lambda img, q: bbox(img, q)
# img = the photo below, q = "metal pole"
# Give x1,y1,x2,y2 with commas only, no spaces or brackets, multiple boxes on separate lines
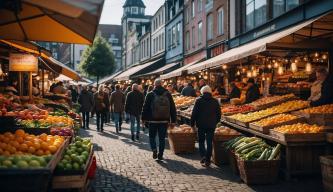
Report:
29,72,32,101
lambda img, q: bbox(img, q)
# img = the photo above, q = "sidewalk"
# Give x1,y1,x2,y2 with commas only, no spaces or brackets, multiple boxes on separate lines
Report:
80,120,323,192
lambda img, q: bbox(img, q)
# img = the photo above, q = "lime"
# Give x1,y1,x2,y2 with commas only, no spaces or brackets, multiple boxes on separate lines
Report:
72,162,80,170
29,160,41,168
65,163,72,170
17,160,29,169
76,147,83,153
2,160,12,167
75,141,82,148
64,154,71,161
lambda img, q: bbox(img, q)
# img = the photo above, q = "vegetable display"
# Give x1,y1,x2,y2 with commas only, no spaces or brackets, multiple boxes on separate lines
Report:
225,137,281,161
273,123,323,134
251,114,298,127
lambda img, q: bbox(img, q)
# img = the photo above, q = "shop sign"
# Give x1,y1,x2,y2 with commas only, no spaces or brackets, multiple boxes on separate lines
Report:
210,44,224,58
9,53,38,72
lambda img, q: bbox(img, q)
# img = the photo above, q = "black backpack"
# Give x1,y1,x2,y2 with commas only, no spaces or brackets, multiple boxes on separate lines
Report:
151,91,171,121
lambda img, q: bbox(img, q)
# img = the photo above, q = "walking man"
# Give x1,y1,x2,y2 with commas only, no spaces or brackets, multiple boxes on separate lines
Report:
191,85,221,167
78,86,94,129
142,79,177,160
125,84,144,141
110,84,125,133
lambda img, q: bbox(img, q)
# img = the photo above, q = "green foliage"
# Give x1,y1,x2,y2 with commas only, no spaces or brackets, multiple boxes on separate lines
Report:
79,36,116,81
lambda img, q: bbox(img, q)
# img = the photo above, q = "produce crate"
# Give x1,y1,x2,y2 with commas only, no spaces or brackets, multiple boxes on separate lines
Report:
52,153,95,190
269,130,326,143
233,119,251,128
168,132,196,154
0,116,16,129
0,137,68,192
249,117,303,134
237,158,280,185
228,150,239,175
223,116,236,124
320,156,333,192
212,135,240,166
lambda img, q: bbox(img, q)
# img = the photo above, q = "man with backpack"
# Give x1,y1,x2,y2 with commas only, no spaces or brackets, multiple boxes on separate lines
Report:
142,79,177,160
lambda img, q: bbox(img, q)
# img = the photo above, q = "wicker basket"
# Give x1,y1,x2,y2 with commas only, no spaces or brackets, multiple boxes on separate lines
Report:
168,132,196,154
212,135,240,166
237,158,280,185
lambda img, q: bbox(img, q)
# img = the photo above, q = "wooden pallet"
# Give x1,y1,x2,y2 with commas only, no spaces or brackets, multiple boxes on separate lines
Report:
249,117,303,134
269,130,326,143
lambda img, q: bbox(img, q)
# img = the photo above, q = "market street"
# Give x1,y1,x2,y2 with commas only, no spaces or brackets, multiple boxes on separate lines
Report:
81,121,323,192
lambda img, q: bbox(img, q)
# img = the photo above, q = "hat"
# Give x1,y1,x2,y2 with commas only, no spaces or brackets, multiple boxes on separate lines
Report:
200,85,212,94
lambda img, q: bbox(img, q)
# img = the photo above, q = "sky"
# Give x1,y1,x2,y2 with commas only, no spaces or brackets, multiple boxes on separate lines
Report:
100,0,165,25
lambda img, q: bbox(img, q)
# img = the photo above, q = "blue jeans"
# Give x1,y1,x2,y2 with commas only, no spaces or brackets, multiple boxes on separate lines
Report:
113,112,121,131
149,123,168,155
130,115,140,135
198,127,215,161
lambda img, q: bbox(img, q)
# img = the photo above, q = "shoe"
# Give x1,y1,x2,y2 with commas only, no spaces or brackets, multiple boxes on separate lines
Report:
116,129,119,133
136,134,139,140
152,150,158,159
119,127,122,131
204,160,211,167
200,158,206,165
101,128,104,132
131,135,135,141
157,153,163,160
86,127,90,130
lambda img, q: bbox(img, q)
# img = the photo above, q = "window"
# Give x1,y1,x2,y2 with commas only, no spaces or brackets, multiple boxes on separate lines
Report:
131,7,138,14
185,6,189,24
79,50,83,57
172,26,176,46
207,14,213,40
146,39,149,56
273,0,284,18
198,21,202,45
246,0,267,31
198,0,202,13
141,8,145,14
162,33,164,50
192,27,195,48
160,34,163,51
177,22,181,45
186,31,190,50
286,0,299,11
246,0,255,31
167,29,171,49
217,7,224,35
191,0,195,18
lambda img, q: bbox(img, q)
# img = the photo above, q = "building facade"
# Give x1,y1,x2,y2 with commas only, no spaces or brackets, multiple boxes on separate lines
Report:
121,0,151,69
184,0,207,65
139,23,151,63
165,0,184,64
151,4,166,59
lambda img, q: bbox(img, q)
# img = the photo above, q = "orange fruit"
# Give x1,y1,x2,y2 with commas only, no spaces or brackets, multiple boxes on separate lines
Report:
48,145,57,154
28,146,36,154
10,141,20,149
15,136,24,144
40,142,49,150
15,129,25,137
2,137,10,144
0,135,4,141
20,143,28,152
8,146,16,154
25,141,33,147
3,151,10,156
35,149,44,156
39,133,48,141
16,151,23,155
44,150,51,155
33,142,41,150
0,148,3,154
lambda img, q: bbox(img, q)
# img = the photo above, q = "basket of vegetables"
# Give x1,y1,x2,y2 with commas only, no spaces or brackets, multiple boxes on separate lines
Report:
168,125,196,154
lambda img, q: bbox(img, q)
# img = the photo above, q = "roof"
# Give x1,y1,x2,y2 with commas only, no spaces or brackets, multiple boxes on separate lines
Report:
98,24,122,46
123,0,146,8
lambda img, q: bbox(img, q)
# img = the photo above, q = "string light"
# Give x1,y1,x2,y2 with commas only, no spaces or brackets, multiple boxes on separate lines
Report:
278,66,284,75
315,52,319,57
246,71,252,78
322,54,327,60
268,64,272,69
222,65,227,70
306,62,312,73
273,62,279,68
291,62,298,72
236,70,241,76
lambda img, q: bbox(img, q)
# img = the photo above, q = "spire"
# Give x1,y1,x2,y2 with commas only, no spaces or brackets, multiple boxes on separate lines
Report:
123,0,146,8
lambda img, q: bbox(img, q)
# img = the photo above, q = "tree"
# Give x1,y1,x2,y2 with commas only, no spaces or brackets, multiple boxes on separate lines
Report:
79,36,116,85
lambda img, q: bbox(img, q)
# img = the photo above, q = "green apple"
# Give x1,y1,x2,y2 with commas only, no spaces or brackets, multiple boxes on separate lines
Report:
29,160,41,168
17,160,29,169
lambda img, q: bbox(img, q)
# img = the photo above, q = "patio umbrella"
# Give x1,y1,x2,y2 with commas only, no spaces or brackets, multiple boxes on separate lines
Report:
0,0,104,45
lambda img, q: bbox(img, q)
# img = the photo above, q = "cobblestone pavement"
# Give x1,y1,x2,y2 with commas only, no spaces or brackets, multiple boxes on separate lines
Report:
80,121,323,192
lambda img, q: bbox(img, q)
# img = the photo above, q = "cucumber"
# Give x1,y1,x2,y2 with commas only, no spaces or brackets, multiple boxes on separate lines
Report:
245,148,263,160
257,148,268,160
239,144,264,154
268,144,281,160
231,137,247,149
235,140,262,153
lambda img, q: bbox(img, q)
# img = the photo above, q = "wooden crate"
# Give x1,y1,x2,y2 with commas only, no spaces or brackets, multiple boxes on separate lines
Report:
249,117,303,134
270,130,326,143
238,159,280,185
228,150,239,175
234,119,250,128
212,134,241,166
320,156,333,192
293,112,333,131
168,132,196,154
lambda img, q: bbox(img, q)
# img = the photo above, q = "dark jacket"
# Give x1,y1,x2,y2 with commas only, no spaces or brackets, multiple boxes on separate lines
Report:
70,88,78,102
181,85,196,97
229,86,241,99
141,86,177,123
78,90,94,112
110,90,125,113
93,91,109,113
245,84,260,104
125,90,144,116
191,93,221,129
311,74,333,106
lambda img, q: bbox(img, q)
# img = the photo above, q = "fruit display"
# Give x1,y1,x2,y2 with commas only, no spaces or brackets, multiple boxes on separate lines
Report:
221,105,254,115
17,115,74,129
180,105,194,117
169,124,195,133
15,109,49,120
225,137,281,161
249,94,295,109
229,100,309,123
215,126,240,136
50,127,73,136
252,114,298,127
273,123,323,134
299,104,333,114
0,155,52,169
0,129,65,156
174,96,196,108
56,136,92,171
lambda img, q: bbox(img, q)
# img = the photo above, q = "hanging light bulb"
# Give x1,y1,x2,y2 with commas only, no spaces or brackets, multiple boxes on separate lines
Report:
278,66,284,75
274,62,279,68
322,54,327,60
236,70,241,76
247,71,252,78
0,64,3,76
268,64,272,69
315,52,319,57
305,62,312,73
36,76,40,81
222,65,227,70
252,69,258,77
291,62,298,72
242,68,246,73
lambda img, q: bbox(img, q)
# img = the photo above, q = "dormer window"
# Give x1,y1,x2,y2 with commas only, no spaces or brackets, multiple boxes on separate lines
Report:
132,7,138,14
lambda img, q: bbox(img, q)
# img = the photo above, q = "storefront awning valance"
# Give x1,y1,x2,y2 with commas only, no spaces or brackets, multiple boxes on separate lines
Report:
134,62,179,78
0,40,52,58
114,58,163,81
188,15,323,73
41,57,81,81
160,60,201,80
98,71,123,85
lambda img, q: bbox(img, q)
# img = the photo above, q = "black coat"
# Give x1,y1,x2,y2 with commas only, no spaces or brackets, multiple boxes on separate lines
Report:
245,84,260,104
191,93,221,129
229,86,241,99
125,90,144,116
311,74,333,106
181,85,196,97
78,90,94,112
141,86,177,123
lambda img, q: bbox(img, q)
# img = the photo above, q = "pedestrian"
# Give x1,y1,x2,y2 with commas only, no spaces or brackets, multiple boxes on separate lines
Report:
181,81,196,97
103,86,111,124
142,79,177,160
78,86,94,129
125,84,144,141
52,82,67,94
198,79,206,90
124,86,132,123
191,85,221,167
69,85,78,103
245,78,260,104
93,85,109,132
110,84,125,133
229,82,241,99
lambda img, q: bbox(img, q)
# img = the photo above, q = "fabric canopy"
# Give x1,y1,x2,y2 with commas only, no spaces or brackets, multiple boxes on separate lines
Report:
115,58,163,81
42,57,81,81
187,15,322,73
98,71,123,85
0,0,104,44
160,60,200,80
0,39,51,58
134,62,179,78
